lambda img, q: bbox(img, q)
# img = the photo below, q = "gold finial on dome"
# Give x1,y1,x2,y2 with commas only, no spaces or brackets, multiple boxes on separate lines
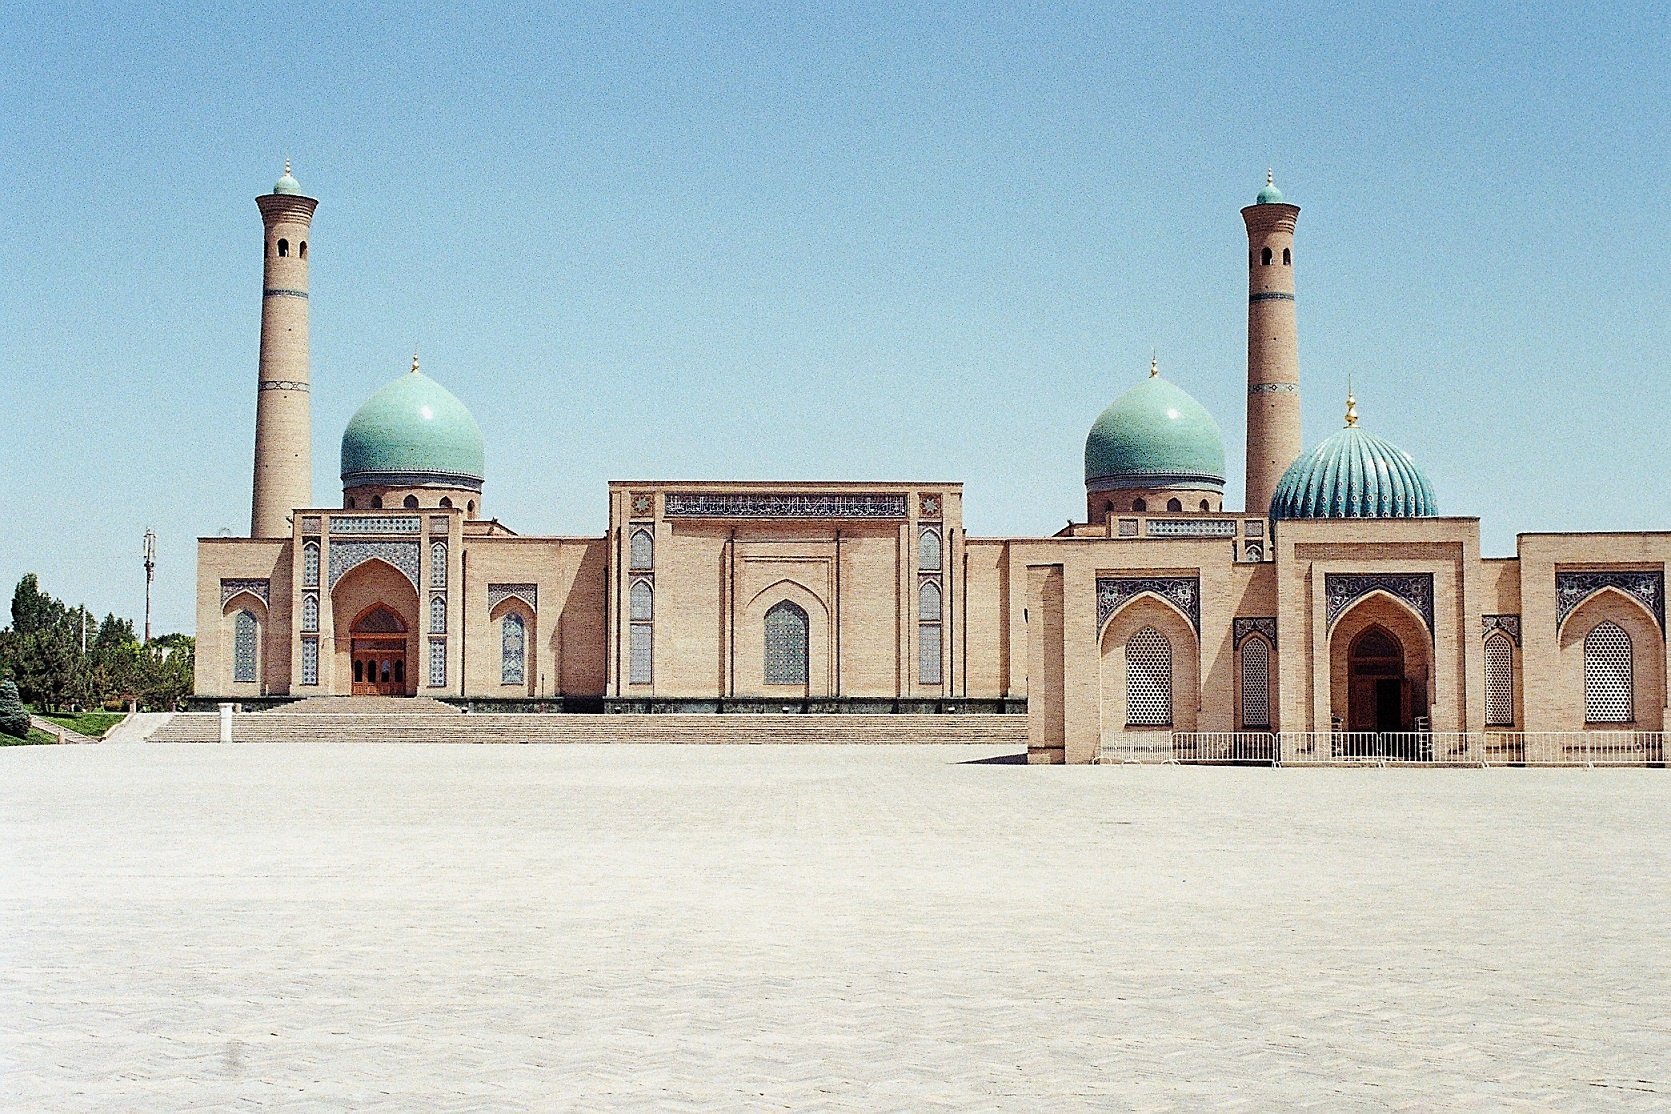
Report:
411,349,420,375
1149,350,1159,378
1344,379,1358,427
285,157,291,175
1267,167,1274,187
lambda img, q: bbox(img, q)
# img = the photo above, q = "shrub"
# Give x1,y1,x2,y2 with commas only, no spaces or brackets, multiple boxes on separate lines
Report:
0,680,29,739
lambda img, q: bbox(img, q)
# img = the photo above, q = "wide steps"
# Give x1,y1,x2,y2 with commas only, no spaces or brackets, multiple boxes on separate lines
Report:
148,712,1028,746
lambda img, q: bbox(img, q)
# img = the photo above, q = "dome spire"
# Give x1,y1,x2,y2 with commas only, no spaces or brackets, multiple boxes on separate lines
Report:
1344,379,1358,427
1255,169,1285,205
411,349,420,375
1149,350,1159,378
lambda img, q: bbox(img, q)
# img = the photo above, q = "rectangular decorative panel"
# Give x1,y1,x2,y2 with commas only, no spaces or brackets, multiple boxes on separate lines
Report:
328,540,420,590
628,624,653,684
429,639,447,688
301,637,319,686
1145,519,1236,538
919,623,942,685
664,492,908,519
330,515,420,534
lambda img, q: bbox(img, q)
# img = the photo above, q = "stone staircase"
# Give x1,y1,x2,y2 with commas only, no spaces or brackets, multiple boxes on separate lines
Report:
148,710,1028,746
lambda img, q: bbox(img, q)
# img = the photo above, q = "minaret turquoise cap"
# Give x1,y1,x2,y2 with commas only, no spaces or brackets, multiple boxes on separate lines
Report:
273,159,302,195
1255,168,1284,205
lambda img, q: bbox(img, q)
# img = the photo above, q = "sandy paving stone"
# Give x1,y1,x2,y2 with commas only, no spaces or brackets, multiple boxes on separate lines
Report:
2,743,1670,1109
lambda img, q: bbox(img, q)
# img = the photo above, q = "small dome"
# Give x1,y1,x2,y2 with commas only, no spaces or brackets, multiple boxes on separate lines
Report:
273,162,303,195
1085,369,1226,491
1271,419,1437,520
1255,169,1284,205
341,362,485,489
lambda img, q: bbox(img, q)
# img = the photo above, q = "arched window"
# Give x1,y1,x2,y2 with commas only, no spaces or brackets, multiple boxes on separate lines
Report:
403,495,419,509
629,529,653,570
501,612,526,685
1124,626,1172,726
764,601,809,685
233,609,258,683
1199,499,1210,512
1132,498,1146,512
1484,634,1514,726
919,581,942,684
278,238,289,257
302,540,320,587
301,593,319,632
1260,246,1272,265
1583,621,1633,723
430,595,447,633
430,542,447,587
1282,247,1291,265
628,580,653,684
371,496,384,509
344,496,355,509
919,529,942,572
1240,636,1271,728
1166,498,1182,512
299,241,308,258
467,500,475,516
440,496,452,508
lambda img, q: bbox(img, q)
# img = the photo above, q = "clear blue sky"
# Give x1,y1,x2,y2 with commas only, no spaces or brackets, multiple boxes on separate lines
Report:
2,1,1668,634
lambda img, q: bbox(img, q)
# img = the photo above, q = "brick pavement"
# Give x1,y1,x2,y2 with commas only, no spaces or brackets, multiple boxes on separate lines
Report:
2,743,1668,1110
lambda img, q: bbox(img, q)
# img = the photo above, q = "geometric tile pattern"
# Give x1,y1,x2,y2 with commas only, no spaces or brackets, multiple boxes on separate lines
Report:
1098,576,1200,632
1556,569,1664,631
1325,572,1434,633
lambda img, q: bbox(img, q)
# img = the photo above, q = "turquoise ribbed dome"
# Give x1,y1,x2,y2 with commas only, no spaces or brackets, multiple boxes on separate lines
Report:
340,366,485,488
1270,423,1437,519
1085,372,1226,490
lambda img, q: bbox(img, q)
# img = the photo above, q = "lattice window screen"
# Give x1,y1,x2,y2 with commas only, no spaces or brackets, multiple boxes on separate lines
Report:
629,530,654,571
233,610,258,683
1484,635,1514,726
429,639,447,687
301,594,319,633
501,613,526,685
430,543,447,587
301,637,319,686
1241,637,1271,728
430,595,447,634
919,623,942,685
1584,621,1633,723
919,529,942,572
302,541,320,588
764,601,809,684
628,624,652,684
1124,626,1173,726
630,580,653,621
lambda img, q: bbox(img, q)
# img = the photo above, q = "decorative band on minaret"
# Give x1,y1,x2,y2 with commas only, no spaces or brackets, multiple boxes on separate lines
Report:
1241,171,1303,515
250,162,317,538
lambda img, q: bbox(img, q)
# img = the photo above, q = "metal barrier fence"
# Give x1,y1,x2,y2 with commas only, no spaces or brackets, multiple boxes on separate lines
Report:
1099,730,1666,767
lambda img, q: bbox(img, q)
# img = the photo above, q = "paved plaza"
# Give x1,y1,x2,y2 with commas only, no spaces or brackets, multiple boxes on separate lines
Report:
3,743,1669,1110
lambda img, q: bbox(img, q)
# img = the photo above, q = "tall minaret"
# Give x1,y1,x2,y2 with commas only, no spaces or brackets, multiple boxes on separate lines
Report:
250,162,317,538
1241,171,1303,515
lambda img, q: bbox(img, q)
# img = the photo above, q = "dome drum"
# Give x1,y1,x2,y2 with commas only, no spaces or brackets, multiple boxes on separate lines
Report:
341,469,483,493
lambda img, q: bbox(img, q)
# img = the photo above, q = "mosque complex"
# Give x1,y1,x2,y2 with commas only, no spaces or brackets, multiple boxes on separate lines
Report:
195,166,1669,763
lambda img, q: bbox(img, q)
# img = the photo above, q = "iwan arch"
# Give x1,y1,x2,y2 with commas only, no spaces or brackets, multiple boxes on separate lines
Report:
197,167,1671,762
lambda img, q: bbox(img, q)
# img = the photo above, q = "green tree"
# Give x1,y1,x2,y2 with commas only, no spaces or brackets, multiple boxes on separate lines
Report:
0,679,27,739
11,574,65,636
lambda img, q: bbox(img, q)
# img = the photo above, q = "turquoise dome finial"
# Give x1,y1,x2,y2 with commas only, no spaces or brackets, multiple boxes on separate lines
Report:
1084,363,1227,492
1255,168,1284,205
340,359,485,491
273,158,302,195
1270,392,1437,519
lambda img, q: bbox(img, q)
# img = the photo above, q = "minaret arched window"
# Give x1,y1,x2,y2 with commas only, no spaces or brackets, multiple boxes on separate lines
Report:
1166,498,1182,512
278,238,289,257
1260,247,1272,266
1583,621,1633,724
371,496,383,509
299,241,307,258
1282,247,1291,265
403,495,419,509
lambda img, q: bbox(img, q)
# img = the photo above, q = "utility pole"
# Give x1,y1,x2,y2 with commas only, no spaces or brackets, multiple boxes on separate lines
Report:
143,529,157,644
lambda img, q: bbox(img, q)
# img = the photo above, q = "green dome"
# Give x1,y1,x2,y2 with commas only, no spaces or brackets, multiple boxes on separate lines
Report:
340,366,485,490
1271,422,1436,520
273,165,303,195
1084,372,1226,491
1255,170,1284,205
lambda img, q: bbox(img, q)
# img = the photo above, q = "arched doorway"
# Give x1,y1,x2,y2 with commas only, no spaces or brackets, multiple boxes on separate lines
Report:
351,605,408,695
1348,625,1406,733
